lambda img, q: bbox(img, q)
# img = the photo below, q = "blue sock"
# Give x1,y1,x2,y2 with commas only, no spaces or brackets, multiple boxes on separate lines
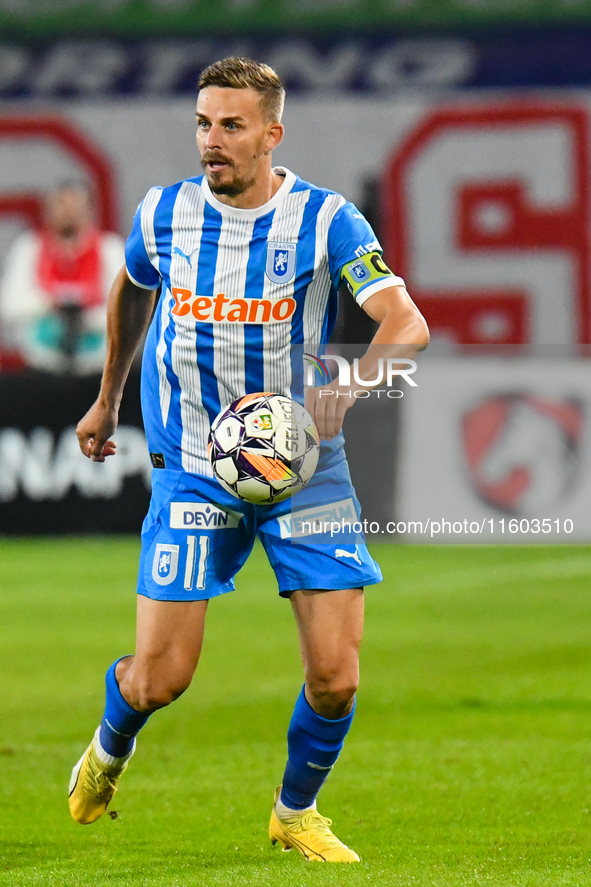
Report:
280,686,356,810
98,657,151,758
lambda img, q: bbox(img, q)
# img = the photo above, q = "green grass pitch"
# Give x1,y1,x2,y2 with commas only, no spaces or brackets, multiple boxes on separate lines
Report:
2,539,591,886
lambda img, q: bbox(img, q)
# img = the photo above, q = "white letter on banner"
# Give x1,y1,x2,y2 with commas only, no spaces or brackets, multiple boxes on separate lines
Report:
319,354,351,386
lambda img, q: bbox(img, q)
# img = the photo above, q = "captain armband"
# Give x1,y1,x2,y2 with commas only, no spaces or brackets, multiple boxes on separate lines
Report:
340,252,405,306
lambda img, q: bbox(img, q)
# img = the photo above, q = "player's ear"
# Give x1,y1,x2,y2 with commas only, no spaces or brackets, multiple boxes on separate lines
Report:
266,122,284,153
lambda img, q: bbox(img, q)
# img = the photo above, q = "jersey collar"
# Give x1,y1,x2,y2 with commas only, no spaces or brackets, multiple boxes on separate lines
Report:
201,166,296,219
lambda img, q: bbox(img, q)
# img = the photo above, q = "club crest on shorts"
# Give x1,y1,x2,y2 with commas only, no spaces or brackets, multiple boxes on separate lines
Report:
266,241,296,284
152,543,179,585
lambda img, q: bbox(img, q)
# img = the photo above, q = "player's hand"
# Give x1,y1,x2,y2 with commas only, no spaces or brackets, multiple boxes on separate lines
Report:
305,385,355,441
76,399,119,462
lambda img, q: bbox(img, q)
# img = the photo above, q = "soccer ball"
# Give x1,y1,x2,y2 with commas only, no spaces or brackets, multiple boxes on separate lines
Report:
208,392,320,504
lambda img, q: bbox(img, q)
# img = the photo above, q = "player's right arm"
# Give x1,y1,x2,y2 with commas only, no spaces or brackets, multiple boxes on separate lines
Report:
76,265,157,461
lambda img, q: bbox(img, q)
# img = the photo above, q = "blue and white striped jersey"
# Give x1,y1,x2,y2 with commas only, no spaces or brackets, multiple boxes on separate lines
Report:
125,167,403,475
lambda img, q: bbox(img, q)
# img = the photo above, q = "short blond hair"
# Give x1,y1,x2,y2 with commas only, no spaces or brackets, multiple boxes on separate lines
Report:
198,57,285,123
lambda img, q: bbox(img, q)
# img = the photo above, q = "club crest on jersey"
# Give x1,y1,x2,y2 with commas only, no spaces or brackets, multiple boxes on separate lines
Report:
349,259,371,282
152,543,179,586
266,241,296,284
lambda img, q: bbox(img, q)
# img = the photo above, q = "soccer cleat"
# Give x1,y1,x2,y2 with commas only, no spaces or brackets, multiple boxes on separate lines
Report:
69,727,133,824
269,786,360,862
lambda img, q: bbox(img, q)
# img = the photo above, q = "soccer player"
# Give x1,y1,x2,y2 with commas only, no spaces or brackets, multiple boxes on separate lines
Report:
70,58,429,863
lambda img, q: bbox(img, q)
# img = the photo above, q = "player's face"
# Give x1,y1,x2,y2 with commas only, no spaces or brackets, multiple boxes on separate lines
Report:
196,86,283,201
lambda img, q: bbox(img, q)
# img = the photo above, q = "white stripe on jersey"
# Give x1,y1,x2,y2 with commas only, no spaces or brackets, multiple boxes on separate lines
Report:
212,213,255,414
303,193,346,348
261,189,311,396
141,187,163,273
156,290,173,427
140,189,171,426
167,182,209,474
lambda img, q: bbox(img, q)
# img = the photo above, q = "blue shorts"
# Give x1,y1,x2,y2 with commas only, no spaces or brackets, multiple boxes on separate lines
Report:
137,451,382,602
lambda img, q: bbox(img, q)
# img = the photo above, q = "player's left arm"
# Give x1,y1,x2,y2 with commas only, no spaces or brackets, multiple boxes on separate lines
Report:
307,254,429,440
360,278,430,355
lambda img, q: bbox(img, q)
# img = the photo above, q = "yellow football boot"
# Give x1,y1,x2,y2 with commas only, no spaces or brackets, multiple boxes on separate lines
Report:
69,728,133,824
269,787,360,862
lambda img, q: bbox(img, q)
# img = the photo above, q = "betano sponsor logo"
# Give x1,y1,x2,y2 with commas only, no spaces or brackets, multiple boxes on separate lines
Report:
170,502,242,529
171,288,297,324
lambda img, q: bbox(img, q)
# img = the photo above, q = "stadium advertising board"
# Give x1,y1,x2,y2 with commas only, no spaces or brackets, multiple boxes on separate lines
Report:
382,103,591,349
0,370,151,533
5,30,591,100
396,357,591,542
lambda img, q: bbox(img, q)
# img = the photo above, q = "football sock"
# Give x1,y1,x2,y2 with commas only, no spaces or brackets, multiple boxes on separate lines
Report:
279,686,356,811
98,657,151,759
274,795,316,818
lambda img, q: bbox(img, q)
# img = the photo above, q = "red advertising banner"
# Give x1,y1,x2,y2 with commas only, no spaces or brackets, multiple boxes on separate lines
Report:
383,103,591,347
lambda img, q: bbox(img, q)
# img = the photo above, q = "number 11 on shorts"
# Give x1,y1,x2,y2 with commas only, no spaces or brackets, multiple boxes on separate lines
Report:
184,535,209,591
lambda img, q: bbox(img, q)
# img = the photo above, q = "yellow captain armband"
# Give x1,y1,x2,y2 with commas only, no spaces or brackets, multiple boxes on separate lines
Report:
341,251,405,306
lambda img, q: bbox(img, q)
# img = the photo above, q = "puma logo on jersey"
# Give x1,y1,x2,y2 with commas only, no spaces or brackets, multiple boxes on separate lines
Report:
171,287,296,324
172,246,199,267
335,547,362,565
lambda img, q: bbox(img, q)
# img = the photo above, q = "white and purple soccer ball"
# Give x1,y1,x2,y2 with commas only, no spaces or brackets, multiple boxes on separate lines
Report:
208,392,320,504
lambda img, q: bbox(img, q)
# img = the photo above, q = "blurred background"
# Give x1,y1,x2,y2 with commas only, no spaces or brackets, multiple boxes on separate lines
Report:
1,0,591,539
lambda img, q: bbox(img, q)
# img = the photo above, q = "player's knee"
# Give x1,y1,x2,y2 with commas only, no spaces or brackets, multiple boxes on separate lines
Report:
306,672,359,719
127,670,193,712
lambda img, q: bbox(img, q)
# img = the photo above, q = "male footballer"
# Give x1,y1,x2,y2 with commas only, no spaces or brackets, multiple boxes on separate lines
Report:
70,57,429,862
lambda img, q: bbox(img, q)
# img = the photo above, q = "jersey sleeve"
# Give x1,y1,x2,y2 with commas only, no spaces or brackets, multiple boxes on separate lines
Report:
125,190,162,290
327,202,405,306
